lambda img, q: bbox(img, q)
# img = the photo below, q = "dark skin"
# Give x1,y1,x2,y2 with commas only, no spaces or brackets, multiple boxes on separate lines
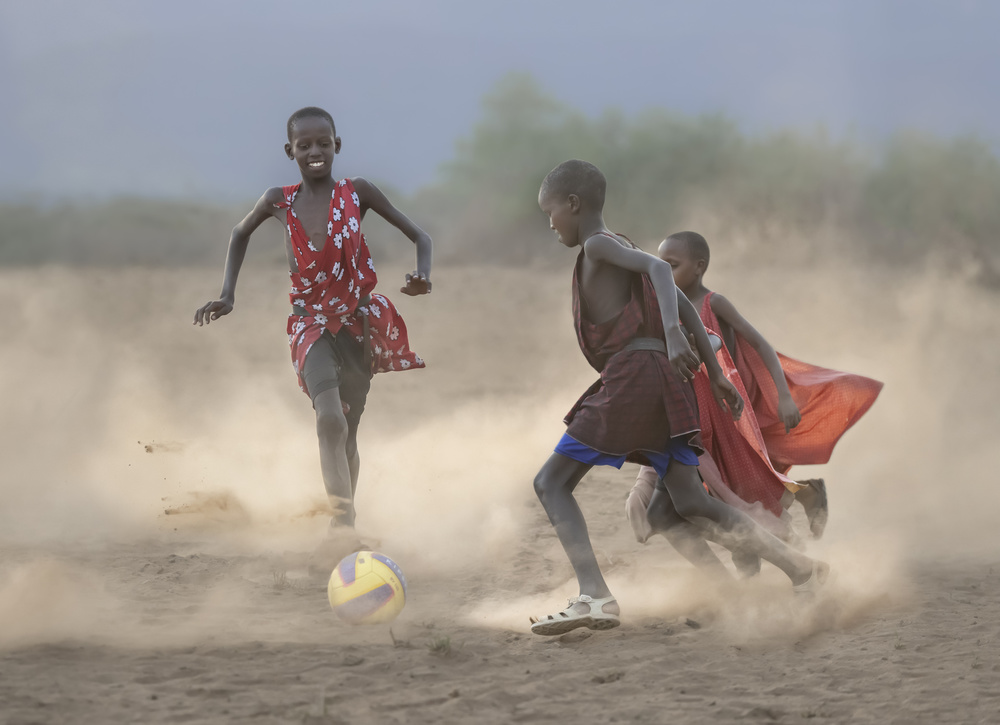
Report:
659,236,832,535
193,115,431,532
658,237,800,432
532,186,819,624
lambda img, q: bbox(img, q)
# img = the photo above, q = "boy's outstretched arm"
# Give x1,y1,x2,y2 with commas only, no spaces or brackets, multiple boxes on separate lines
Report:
194,188,283,326
582,234,699,382
711,294,799,431
352,177,432,297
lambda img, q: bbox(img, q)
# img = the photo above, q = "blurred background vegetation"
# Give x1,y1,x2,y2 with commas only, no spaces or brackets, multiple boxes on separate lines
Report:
3,73,998,287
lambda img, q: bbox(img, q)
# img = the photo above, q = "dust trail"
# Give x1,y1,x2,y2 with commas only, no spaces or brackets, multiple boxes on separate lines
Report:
0,257,997,646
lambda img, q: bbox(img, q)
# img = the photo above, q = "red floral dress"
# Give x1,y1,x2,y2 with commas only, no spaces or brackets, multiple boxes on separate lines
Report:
275,178,424,396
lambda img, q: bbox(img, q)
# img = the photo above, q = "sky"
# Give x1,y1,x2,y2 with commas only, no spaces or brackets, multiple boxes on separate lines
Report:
1,0,998,201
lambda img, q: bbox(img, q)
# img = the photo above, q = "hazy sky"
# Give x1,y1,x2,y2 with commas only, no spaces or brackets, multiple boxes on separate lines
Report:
1,0,997,201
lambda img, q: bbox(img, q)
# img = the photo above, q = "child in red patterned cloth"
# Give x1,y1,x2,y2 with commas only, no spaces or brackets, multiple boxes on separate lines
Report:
194,107,431,557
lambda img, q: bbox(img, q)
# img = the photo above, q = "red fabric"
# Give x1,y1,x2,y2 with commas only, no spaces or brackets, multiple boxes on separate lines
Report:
701,291,883,473
564,250,703,459
277,179,424,396
692,334,794,517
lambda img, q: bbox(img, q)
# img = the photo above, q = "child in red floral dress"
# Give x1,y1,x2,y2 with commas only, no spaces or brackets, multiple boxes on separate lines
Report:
194,107,431,556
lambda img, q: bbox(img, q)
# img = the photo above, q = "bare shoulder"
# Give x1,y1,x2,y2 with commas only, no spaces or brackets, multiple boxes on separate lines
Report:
348,176,376,198
583,233,658,273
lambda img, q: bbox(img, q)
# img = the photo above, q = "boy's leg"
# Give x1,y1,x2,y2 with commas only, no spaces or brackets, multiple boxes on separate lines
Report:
531,452,621,634
313,386,355,526
661,459,818,586
645,488,731,578
303,332,358,528
533,453,611,599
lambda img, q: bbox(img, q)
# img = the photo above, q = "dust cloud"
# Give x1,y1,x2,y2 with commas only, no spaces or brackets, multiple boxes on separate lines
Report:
0,252,997,649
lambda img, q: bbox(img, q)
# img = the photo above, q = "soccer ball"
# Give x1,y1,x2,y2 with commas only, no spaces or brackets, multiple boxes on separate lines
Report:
327,550,407,624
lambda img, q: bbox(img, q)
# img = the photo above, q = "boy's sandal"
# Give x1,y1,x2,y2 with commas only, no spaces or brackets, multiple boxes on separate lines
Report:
802,478,829,539
792,561,830,595
529,595,621,636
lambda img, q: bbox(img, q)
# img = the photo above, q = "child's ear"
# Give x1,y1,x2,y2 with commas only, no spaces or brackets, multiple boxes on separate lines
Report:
696,259,707,274
567,193,581,213
335,136,342,154
284,142,294,160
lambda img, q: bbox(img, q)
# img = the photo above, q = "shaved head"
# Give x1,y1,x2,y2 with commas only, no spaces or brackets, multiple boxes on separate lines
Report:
540,159,606,210
664,231,710,268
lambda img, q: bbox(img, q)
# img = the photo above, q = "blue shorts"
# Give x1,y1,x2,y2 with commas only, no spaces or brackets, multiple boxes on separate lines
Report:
554,433,699,479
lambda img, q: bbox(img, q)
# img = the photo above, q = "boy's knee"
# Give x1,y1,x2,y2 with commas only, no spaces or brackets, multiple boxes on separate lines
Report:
671,493,712,523
533,471,557,502
316,407,349,442
645,504,676,533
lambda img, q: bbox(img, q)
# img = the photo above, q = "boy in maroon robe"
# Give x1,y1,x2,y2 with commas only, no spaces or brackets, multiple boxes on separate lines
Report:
194,107,431,558
529,161,827,636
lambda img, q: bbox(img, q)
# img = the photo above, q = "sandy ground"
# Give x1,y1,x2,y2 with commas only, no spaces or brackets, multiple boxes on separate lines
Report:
1,256,998,724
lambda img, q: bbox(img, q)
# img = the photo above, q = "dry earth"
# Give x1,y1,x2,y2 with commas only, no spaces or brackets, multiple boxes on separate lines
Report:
1,257,998,724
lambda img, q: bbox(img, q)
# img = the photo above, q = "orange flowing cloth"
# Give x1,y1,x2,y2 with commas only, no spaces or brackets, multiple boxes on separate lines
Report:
701,292,883,474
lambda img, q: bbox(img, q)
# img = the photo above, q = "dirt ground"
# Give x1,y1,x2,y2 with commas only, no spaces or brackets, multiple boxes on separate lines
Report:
1,257,998,724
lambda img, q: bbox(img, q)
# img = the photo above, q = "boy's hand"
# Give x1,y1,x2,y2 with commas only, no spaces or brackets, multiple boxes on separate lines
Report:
400,272,432,296
711,375,744,420
777,396,801,433
193,299,234,326
665,326,700,381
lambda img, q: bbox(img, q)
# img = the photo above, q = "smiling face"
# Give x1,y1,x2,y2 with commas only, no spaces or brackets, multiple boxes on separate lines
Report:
285,116,340,179
658,236,704,293
538,187,580,247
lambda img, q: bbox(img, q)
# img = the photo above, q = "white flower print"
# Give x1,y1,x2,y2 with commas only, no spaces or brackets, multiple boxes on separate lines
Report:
306,261,317,270
374,345,382,356
327,221,333,236
341,224,349,238
340,315,351,325
335,303,349,314
355,287,361,299
390,326,399,341
315,270,328,283
348,279,354,293
414,355,424,366
348,217,359,233
339,196,346,210
382,349,391,359
315,313,328,325
300,276,310,286
367,257,375,272
290,286,299,294
369,304,381,319
286,224,292,236
332,208,341,222
334,234,343,249
336,267,344,281
307,241,318,252
351,191,360,207
332,262,341,277
355,335,364,343
339,179,347,187
293,299,306,307
311,303,323,311
400,359,410,369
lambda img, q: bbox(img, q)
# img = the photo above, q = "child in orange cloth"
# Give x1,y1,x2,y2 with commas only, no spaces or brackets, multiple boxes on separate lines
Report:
627,231,882,556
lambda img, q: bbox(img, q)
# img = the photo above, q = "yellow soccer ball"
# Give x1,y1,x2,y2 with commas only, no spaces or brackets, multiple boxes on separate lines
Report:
327,551,407,624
